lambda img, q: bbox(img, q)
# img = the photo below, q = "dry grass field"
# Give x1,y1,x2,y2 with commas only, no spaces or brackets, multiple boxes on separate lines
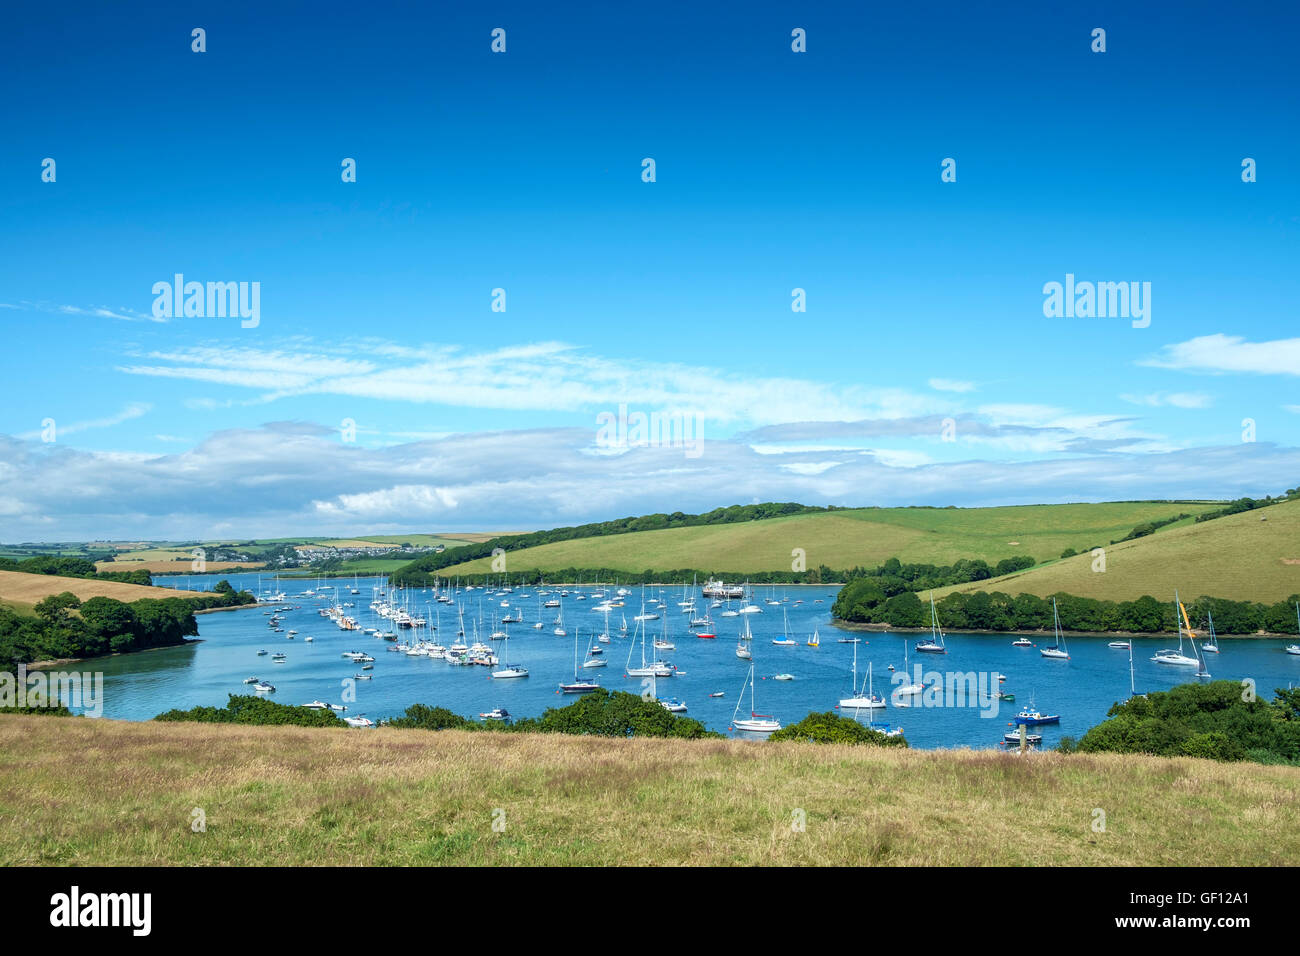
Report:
1,715,1295,866
94,560,259,574
0,571,195,611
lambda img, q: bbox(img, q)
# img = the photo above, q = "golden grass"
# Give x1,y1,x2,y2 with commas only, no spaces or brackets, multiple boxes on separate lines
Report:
0,570,195,608
1,715,1294,866
95,560,259,574
936,499,1300,603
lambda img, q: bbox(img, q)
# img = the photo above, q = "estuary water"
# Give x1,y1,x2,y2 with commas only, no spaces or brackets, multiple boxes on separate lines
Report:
51,573,1300,749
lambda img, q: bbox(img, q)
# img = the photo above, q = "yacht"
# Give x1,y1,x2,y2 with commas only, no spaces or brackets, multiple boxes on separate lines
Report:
1040,598,1070,659
731,661,780,734
1152,592,1209,674
915,593,947,654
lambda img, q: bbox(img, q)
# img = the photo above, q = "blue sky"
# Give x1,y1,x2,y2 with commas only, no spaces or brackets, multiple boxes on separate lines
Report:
2,0,1298,539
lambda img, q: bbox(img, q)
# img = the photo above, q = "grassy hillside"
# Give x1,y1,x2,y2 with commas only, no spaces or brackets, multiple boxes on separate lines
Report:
436,502,1221,578
0,715,1294,865
95,560,258,574
0,570,195,613
934,498,1300,604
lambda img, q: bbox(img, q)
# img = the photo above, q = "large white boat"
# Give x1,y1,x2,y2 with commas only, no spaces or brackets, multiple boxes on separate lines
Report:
702,578,746,599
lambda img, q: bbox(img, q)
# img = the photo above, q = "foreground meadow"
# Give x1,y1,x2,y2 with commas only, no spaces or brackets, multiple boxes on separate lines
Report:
2,715,1296,866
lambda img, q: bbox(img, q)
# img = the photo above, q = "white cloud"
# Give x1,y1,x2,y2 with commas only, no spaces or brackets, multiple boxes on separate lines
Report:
1120,392,1212,409
1143,334,1300,376
929,378,976,393
2,424,1296,540
115,339,941,429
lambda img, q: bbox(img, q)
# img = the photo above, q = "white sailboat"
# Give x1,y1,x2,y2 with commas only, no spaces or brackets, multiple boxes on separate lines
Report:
1287,602,1300,655
491,630,529,679
1152,591,1204,670
839,642,886,712
894,637,925,698
1040,597,1070,659
731,660,780,734
1201,608,1220,653
915,593,947,654
560,629,600,693
625,618,673,677
736,614,754,660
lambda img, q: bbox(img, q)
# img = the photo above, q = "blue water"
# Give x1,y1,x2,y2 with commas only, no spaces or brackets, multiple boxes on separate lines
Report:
55,573,1300,748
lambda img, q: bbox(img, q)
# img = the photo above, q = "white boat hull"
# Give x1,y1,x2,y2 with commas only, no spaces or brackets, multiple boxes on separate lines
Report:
839,697,886,710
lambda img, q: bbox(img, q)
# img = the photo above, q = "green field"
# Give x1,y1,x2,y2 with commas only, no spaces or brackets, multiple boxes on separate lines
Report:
933,499,1300,604
437,502,1222,578
0,714,1294,866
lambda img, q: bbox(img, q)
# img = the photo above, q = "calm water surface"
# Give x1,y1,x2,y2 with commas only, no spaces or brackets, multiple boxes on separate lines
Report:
57,574,1300,749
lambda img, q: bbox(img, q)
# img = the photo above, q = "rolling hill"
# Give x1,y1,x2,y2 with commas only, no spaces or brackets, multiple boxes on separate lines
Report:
933,498,1300,604
432,501,1221,579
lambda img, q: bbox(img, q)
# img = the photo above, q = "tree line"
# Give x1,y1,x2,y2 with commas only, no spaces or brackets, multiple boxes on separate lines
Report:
833,582,1300,635
0,580,256,665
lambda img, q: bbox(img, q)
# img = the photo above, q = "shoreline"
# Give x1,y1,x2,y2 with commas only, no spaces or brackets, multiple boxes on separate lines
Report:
193,602,262,615
832,620,1299,640
25,638,203,671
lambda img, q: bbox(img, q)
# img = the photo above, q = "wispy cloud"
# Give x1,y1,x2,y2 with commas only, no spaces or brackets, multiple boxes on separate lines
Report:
1120,392,1213,409
4,300,163,323
929,378,977,393
16,402,151,440
117,339,941,428
1143,334,1300,376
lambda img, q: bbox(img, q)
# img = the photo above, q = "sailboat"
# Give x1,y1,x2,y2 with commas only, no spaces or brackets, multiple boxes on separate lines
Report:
806,628,820,648
894,637,925,698
1201,609,1220,653
915,593,946,653
491,630,528,679
1127,637,1141,700
736,615,753,660
626,618,674,677
731,660,780,734
839,644,886,712
1152,591,1204,669
560,629,600,693
1040,597,1069,659
1287,602,1300,655
772,607,796,645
